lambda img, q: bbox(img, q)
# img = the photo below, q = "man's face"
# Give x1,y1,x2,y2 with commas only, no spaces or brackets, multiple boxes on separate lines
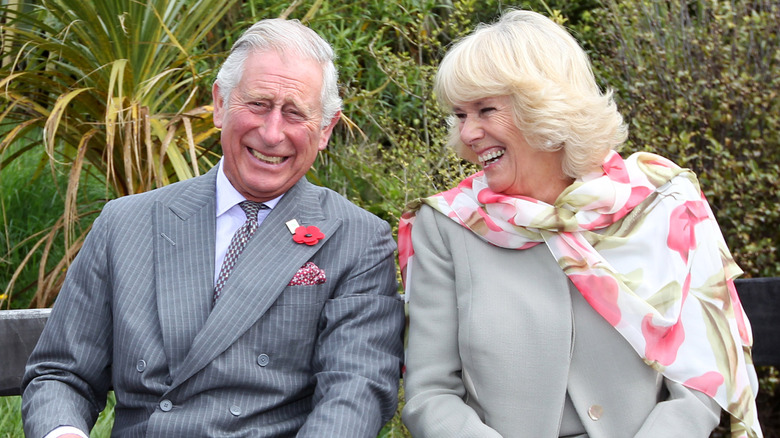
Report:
213,49,339,202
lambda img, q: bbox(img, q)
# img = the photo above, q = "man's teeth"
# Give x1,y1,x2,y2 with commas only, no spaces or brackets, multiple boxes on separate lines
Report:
479,150,504,166
251,149,284,164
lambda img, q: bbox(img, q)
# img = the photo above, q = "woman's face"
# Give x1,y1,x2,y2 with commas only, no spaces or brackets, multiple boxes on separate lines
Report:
454,95,566,199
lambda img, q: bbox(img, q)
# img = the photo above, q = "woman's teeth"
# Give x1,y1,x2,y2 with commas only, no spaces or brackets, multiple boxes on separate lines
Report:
251,149,284,164
479,150,504,166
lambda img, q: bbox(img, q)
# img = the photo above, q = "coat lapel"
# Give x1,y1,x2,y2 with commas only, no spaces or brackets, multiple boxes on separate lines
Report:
170,178,343,389
154,169,217,375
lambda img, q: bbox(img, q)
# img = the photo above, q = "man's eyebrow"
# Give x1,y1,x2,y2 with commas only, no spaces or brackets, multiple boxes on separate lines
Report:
238,91,319,117
241,91,272,101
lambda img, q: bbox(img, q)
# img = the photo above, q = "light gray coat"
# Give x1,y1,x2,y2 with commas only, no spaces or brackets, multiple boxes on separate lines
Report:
402,205,720,437
22,167,405,437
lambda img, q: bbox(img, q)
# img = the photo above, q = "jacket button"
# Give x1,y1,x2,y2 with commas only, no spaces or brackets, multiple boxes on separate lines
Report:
257,353,270,367
136,360,146,373
230,405,242,416
160,399,173,412
588,404,603,421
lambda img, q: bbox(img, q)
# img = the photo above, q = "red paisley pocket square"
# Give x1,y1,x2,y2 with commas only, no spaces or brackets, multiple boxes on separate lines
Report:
288,261,326,286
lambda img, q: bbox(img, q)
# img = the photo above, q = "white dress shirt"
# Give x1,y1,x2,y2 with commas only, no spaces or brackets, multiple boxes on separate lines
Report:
214,159,281,283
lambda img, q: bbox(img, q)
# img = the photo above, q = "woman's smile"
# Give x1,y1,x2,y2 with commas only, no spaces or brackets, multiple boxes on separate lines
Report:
478,148,505,168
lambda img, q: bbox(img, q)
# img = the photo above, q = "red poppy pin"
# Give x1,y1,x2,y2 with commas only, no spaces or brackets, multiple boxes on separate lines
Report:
293,226,324,245
286,218,324,246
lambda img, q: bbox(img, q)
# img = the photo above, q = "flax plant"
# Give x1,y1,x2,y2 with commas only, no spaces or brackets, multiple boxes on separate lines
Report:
0,0,237,307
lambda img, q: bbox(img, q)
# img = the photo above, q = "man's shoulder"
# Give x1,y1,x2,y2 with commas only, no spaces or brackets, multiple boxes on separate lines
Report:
106,172,214,210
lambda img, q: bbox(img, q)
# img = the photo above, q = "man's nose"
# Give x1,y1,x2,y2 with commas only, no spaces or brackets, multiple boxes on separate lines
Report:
259,109,284,146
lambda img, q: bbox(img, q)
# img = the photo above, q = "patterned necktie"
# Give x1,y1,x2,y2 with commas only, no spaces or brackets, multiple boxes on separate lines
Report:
213,201,268,305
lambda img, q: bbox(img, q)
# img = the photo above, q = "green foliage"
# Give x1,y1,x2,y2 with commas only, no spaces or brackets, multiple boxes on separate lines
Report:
0,396,22,437
0,139,68,308
582,0,780,279
0,0,238,307
0,393,115,437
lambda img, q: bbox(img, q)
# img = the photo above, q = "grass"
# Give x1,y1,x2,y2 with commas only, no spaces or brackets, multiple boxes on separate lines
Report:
0,144,67,309
0,397,22,438
0,393,115,437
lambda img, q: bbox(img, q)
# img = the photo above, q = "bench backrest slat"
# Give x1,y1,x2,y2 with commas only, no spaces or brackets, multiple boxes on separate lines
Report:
734,278,780,366
0,308,51,396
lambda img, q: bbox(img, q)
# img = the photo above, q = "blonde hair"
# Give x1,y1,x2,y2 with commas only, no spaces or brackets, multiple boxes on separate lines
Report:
434,9,627,178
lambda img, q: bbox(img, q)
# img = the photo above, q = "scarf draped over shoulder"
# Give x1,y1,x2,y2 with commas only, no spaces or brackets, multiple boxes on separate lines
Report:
397,151,761,438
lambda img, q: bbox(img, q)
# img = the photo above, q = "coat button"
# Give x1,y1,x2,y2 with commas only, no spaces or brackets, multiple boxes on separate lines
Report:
230,405,242,416
588,404,603,421
160,399,173,412
257,354,270,367
136,360,146,373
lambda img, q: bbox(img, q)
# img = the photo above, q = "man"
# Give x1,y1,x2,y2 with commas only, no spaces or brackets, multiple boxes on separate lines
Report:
22,18,405,438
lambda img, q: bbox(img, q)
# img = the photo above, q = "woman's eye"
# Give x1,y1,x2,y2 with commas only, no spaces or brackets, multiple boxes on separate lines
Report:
480,107,496,115
454,113,466,120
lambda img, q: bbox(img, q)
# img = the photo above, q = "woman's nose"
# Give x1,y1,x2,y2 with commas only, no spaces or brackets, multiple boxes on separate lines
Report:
459,117,484,146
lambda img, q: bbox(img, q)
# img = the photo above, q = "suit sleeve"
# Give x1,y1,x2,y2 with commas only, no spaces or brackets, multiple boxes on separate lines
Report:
297,217,405,438
634,378,721,437
21,207,114,438
401,206,503,437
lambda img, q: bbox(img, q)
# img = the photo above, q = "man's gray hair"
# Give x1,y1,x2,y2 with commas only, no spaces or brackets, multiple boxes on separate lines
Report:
215,18,342,128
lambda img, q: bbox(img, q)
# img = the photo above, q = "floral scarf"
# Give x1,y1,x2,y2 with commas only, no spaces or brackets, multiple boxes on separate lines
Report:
397,151,761,438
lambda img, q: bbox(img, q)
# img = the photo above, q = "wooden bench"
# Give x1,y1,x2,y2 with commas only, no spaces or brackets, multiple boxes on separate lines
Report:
1,278,778,397
0,308,50,396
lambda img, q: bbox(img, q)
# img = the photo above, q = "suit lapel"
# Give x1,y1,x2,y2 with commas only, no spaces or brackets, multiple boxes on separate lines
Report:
154,169,217,375
170,178,343,389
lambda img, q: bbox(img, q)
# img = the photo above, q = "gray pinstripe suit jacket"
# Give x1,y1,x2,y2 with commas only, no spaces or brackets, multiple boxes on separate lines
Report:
22,167,405,437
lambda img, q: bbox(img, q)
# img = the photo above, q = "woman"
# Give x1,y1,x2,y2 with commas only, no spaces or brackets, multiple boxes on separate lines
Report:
398,10,761,438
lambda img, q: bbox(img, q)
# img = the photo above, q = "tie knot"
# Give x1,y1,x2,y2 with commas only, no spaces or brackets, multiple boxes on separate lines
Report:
239,201,266,221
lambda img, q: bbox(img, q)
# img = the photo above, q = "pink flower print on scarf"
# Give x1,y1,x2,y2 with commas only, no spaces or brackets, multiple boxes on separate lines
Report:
569,272,622,326
668,200,710,264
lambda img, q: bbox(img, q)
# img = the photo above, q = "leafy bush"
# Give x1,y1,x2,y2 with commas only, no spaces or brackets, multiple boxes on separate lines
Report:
582,0,779,279
1,0,238,307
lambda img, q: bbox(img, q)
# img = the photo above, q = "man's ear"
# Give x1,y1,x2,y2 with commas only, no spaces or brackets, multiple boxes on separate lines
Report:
318,111,341,151
212,83,224,128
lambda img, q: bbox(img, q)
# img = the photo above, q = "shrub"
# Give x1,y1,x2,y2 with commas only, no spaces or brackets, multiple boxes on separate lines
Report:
582,0,779,279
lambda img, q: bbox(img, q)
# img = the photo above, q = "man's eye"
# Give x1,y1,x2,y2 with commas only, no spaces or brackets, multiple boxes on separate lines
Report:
284,109,307,121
